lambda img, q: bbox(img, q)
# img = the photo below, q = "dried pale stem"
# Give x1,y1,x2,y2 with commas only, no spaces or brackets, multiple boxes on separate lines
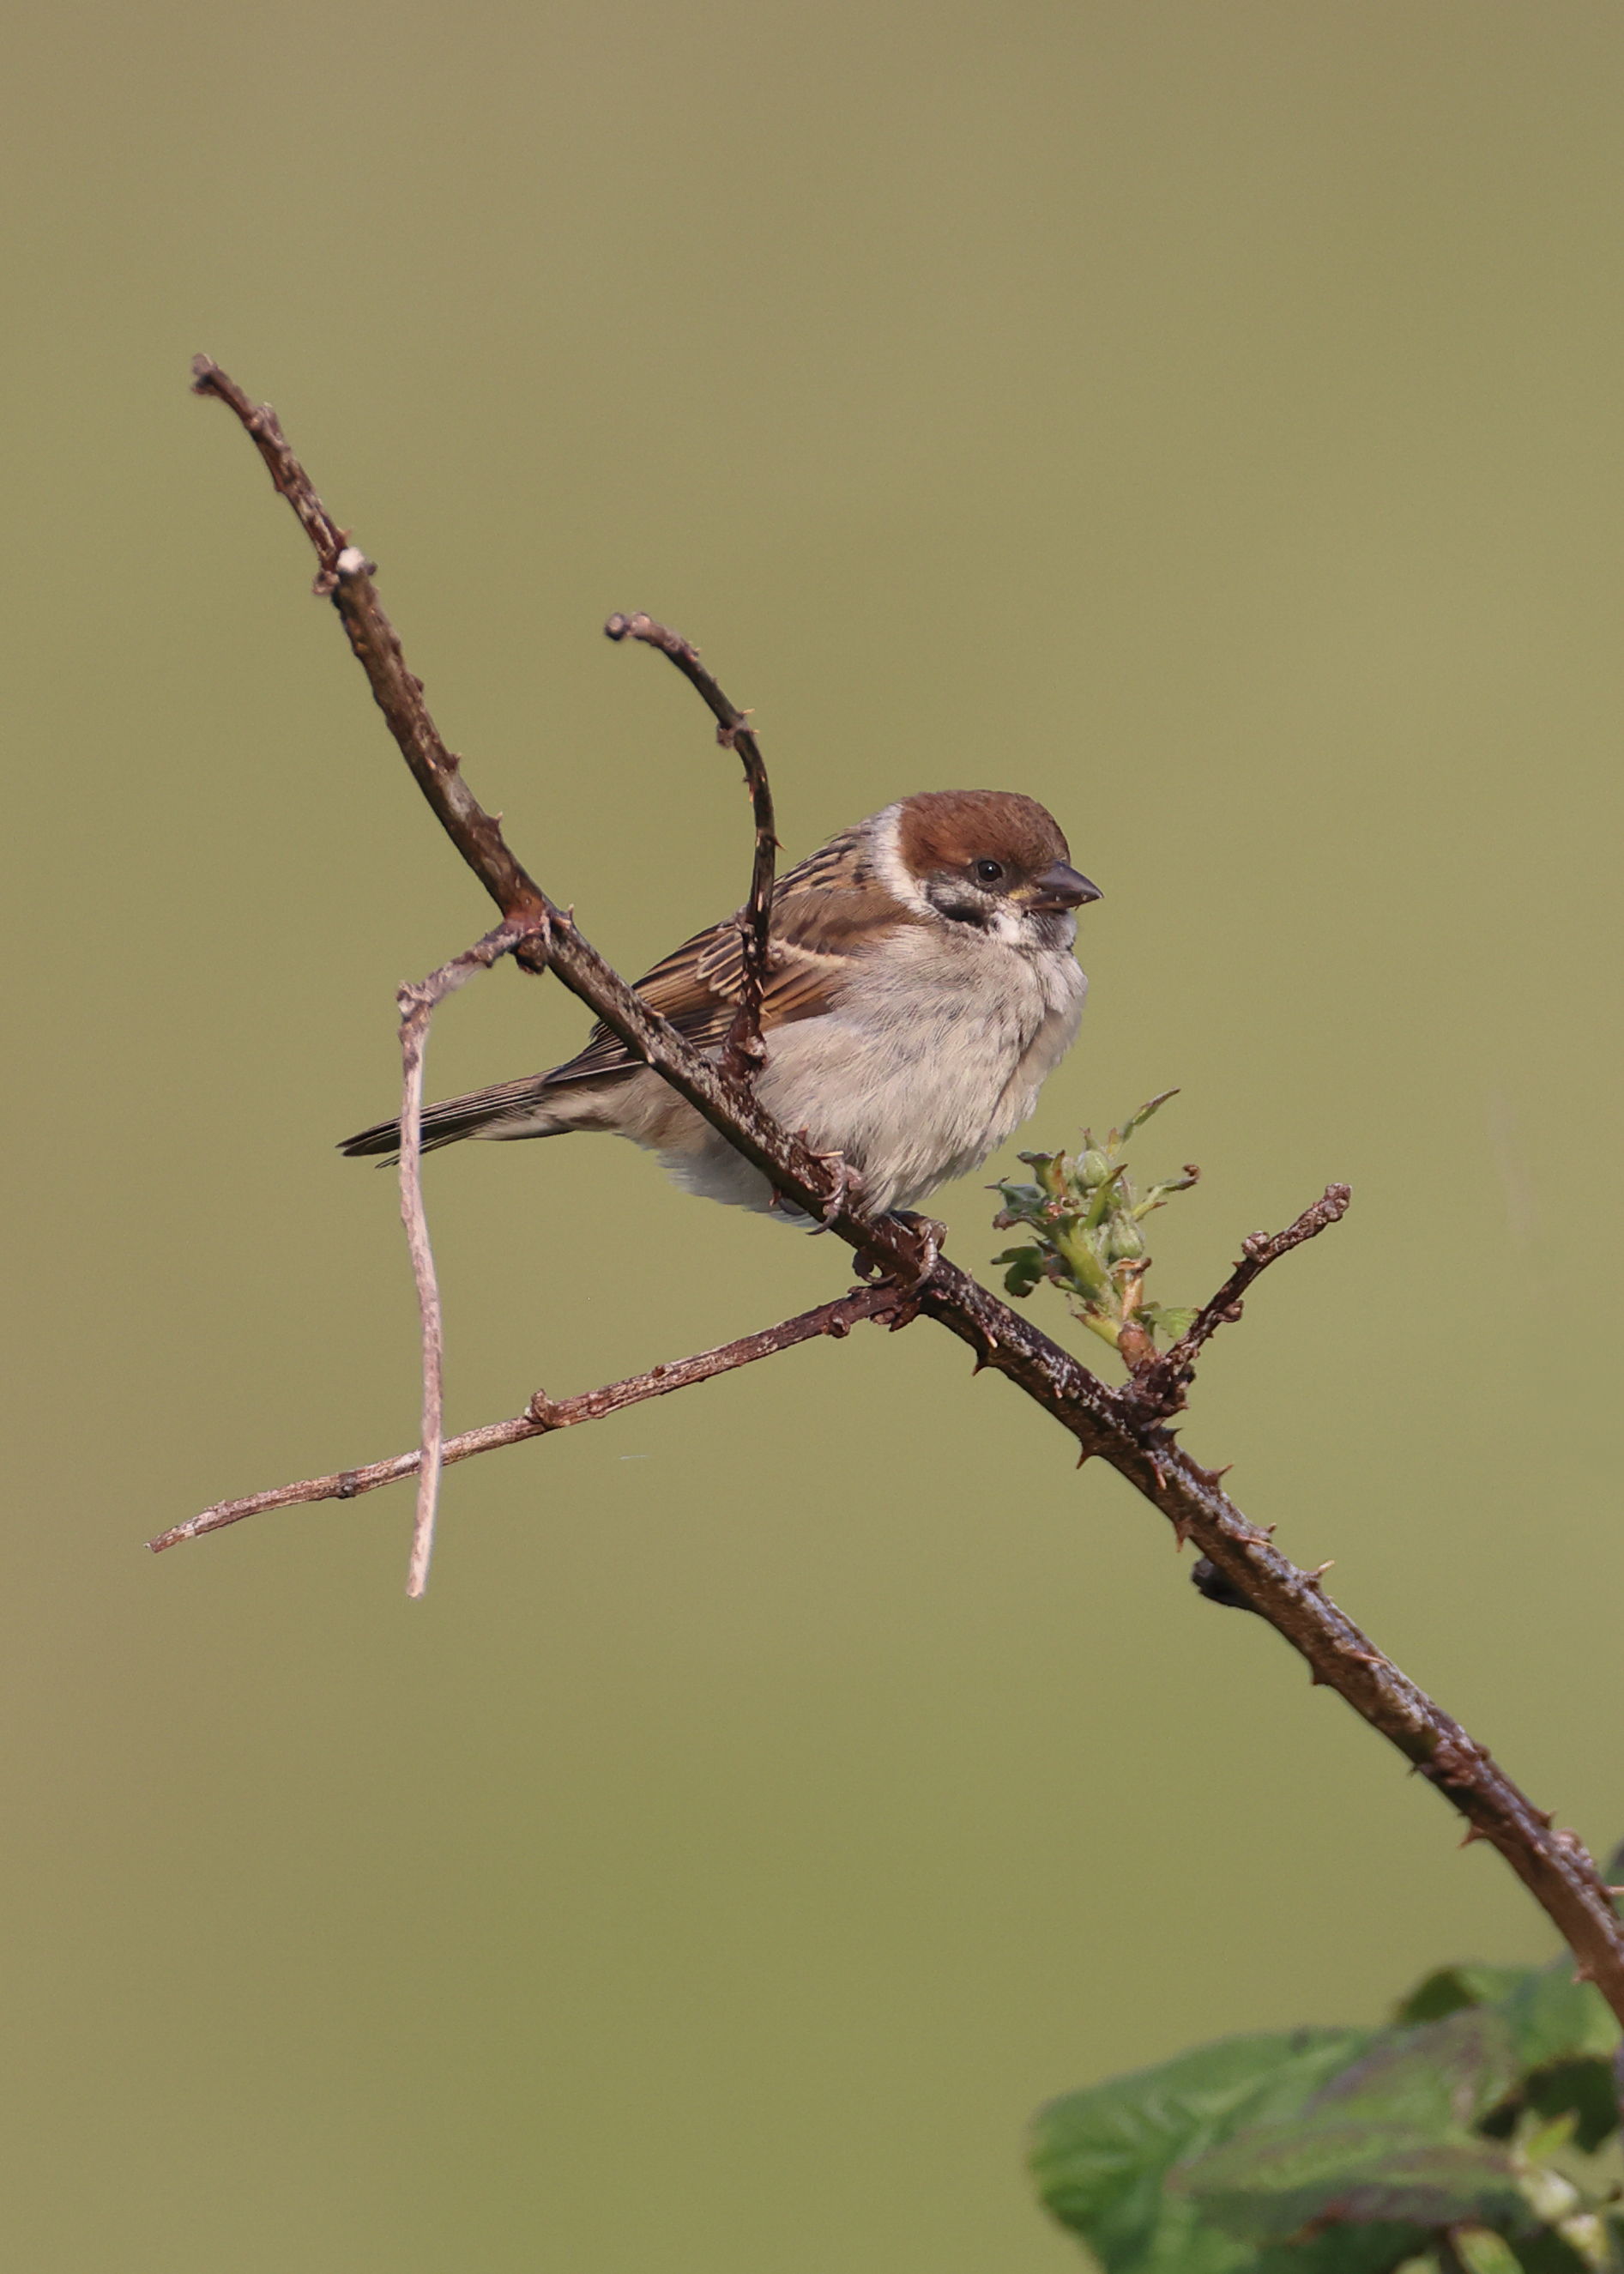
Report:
603,612,776,1081
184,362,1624,2027
396,921,538,1597
147,1287,901,1552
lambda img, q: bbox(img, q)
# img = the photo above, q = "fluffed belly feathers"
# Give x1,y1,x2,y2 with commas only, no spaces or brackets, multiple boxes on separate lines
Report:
542,945,1088,1219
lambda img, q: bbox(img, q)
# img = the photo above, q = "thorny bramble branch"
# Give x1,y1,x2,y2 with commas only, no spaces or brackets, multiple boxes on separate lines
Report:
147,1285,903,1552
172,359,1624,2026
603,612,778,1083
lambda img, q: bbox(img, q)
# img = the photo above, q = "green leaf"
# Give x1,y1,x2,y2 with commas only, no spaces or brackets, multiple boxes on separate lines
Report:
1176,2126,1522,2243
1518,2108,1580,2164
991,1093,1200,1350
1530,2213,1622,2272
1307,2008,1522,2134
1253,2233,1442,2274
1485,2227,1605,2274
1033,1936,1624,2274
1396,1967,1533,2026
1497,1962,1620,2074
1393,1957,1618,2077
1172,2011,1525,2247
1452,2230,1524,2274
1393,1958,1621,2154
1519,2059,1621,2154
1029,2026,1374,2271
1118,1089,1180,1140
1135,1168,1201,1213
993,1245,1047,1298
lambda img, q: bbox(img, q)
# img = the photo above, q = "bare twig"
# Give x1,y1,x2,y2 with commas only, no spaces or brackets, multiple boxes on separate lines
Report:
1127,1182,1353,1418
184,363,1624,2027
604,612,777,1082
396,920,540,1597
147,1285,902,1553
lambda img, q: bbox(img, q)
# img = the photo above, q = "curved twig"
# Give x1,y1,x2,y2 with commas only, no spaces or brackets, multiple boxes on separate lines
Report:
604,612,777,1081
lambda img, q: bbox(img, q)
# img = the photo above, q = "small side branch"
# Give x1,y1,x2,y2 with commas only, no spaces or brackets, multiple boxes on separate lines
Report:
147,1285,903,1555
1128,1183,1353,1418
604,612,777,1080
396,919,542,1597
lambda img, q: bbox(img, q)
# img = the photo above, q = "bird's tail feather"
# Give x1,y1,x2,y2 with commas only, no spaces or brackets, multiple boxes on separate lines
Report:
338,1075,567,1164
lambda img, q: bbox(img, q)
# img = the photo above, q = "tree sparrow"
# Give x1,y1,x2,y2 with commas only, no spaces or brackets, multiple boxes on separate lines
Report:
341,789,1101,1220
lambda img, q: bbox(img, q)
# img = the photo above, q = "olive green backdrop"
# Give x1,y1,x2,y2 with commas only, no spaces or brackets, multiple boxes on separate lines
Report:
3,3,1621,2267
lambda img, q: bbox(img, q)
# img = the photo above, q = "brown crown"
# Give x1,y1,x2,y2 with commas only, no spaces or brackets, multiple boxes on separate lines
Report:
895,789,1071,877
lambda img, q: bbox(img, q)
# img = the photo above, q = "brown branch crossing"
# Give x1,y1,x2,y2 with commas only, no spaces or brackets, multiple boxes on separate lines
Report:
178,359,1624,2026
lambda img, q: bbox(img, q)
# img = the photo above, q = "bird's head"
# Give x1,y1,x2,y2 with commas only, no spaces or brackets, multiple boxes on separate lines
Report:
885,789,1102,946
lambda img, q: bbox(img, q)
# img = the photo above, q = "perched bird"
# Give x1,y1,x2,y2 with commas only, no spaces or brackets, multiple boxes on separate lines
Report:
341,789,1101,1220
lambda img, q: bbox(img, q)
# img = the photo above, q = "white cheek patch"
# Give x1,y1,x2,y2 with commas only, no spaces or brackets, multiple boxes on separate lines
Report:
866,802,938,920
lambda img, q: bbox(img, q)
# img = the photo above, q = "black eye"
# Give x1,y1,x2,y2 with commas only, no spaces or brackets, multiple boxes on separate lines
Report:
974,859,1005,886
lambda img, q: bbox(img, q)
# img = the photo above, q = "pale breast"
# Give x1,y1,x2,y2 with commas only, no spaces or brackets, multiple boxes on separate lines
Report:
745,930,1087,1213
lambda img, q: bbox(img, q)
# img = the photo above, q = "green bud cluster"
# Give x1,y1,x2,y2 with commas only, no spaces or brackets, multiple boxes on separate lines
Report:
990,1090,1200,1358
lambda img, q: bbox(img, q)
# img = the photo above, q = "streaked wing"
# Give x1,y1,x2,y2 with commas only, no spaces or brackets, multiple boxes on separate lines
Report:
545,826,894,1088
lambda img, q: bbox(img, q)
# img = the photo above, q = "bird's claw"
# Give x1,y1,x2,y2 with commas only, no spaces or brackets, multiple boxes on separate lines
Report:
794,1138,863,1230
890,1210,945,1296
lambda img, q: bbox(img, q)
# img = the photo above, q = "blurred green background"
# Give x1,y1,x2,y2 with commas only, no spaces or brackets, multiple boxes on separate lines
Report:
3,3,1621,2266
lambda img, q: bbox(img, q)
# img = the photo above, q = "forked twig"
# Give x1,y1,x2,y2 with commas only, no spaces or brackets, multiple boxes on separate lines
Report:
604,612,777,1081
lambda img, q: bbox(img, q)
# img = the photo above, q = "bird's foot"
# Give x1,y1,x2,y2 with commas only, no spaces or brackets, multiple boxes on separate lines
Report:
794,1138,864,1230
889,1209,946,1297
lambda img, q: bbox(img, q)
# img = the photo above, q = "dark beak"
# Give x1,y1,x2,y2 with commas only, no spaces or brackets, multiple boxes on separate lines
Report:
1027,862,1102,913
